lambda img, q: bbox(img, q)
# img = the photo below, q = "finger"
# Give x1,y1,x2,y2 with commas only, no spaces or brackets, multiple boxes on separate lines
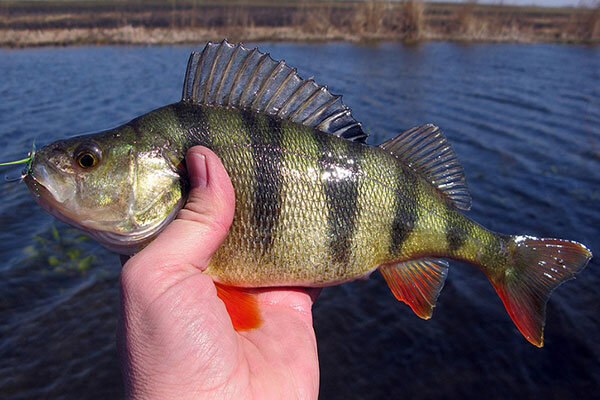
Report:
257,287,323,311
134,146,234,267
121,146,235,298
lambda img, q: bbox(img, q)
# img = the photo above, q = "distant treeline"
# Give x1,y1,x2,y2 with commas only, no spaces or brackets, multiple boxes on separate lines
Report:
0,0,598,47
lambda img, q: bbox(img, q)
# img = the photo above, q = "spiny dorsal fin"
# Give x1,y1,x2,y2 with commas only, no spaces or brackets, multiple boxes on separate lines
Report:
380,258,449,319
380,124,471,210
182,39,367,142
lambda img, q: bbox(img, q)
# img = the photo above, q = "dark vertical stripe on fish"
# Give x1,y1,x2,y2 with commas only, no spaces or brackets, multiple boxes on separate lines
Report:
389,163,418,255
446,222,467,253
130,111,150,141
315,132,363,268
172,102,212,147
241,109,283,250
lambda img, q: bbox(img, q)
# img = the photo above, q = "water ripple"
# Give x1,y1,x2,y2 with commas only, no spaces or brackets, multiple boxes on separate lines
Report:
0,42,599,400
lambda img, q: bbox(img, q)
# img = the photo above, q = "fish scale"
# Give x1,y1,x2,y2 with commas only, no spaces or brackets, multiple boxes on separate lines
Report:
18,40,592,347
165,103,478,286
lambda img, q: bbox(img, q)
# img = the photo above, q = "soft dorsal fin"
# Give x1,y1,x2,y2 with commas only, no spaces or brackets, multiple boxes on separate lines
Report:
380,124,472,210
380,258,449,319
182,39,367,142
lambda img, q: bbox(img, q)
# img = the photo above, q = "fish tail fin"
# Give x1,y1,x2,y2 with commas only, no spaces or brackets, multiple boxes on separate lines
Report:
486,235,592,347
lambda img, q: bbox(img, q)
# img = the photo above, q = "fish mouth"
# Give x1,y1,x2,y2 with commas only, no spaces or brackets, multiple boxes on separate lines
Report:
23,157,184,255
24,174,172,255
26,158,75,203
24,163,80,229
23,158,92,245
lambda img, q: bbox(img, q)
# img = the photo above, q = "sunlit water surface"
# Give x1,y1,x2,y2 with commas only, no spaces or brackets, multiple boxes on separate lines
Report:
0,42,598,399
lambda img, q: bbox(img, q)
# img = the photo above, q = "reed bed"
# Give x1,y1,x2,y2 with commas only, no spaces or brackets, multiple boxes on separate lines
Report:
1,0,598,47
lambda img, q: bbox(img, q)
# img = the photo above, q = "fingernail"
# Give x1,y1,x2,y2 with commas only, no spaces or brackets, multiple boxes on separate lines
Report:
189,152,207,189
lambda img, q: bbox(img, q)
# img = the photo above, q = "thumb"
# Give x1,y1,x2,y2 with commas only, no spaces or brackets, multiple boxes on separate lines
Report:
156,145,235,267
122,146,235,294
142,145,234,268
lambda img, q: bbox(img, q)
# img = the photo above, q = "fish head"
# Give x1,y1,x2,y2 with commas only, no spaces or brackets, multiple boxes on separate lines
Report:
24,127,187,254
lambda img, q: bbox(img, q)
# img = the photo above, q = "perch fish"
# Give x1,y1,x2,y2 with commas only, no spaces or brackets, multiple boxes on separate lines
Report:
15,40,591,346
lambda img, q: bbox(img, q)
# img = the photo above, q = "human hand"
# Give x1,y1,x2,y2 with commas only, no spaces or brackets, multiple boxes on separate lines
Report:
117,146,320,400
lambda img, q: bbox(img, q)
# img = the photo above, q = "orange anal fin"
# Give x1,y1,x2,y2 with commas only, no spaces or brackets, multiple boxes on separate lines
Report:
214,283,262,331
380,258,449,320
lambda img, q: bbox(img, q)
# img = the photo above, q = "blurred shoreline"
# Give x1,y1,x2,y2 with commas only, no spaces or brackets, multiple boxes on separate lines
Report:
1,0,599,48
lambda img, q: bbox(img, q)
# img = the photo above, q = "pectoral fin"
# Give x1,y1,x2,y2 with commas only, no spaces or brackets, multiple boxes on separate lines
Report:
380,258,449,319
214,283,262,331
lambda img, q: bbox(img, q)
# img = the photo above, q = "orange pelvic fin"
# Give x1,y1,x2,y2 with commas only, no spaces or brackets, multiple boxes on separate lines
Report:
214,283,262,331
380,258,449,319
489,236,592,347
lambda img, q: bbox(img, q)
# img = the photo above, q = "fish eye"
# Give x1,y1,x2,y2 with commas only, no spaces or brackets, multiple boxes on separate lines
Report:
77,152,97,168
74,143,102,169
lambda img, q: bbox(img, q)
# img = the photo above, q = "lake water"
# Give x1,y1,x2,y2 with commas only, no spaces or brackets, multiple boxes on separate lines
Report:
0,42,598,399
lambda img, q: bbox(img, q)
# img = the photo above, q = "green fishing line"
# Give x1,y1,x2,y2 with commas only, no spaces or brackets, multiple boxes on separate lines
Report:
1,142,36,182
0,156,32,166
1,141,36,169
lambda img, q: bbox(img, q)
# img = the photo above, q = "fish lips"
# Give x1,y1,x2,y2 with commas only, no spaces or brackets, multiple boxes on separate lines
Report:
23,156,185,255
24,159,79,227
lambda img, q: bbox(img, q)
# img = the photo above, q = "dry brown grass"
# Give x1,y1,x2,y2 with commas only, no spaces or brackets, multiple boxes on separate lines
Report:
352,1,386,35
1,0,599,47
294,2,333,35
401,0,424,41
456,0,478,35
582,4,600,41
